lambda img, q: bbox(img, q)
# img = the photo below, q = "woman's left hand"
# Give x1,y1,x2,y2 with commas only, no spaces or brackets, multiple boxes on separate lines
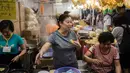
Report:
73,41,80,46
11,55,20,62
71,40,81,48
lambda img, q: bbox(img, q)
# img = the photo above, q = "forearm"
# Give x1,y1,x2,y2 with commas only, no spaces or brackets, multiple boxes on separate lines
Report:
84,55,94,63
115,65,121,73
18,49,26,57
40,46,49,54
39,42,51,54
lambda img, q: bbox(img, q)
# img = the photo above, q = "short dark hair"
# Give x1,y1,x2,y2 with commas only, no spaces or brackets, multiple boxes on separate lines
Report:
0,20,14,32
98,32,115,44
113,15,128,26
57,14,71,29
117,5,125,12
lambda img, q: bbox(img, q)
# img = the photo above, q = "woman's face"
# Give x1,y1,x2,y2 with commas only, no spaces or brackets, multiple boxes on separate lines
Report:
1,27,12,38
100,41,111,50
60,17,73,31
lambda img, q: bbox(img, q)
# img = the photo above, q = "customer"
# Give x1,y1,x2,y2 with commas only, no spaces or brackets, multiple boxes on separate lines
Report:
84,32,121,73
35,14,81,69
0,20,27,69
112,15,130,73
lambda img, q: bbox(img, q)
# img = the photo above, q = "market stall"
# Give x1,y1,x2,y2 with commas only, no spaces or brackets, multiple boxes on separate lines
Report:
0,0,129,73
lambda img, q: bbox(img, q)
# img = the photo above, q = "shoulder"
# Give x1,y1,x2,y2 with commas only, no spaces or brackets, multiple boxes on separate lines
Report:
70,30,76,34
13,34,21,38
13,34,20,36
111,46,118,52
113,26,123,30
111,45,117,49
12,34,23,40
113,26,124,32
50,31,57,37
48,31,57,39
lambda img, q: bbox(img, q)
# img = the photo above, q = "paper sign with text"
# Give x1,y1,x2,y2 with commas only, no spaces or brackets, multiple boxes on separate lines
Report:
0,0,16,20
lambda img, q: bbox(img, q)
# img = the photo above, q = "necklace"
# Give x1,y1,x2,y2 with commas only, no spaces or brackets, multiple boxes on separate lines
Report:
99,45,111,73
2,33,13,46
99,45,111,55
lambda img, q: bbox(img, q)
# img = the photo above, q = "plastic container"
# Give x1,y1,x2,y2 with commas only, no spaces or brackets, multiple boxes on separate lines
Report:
54,67,81,73
38,70,49,73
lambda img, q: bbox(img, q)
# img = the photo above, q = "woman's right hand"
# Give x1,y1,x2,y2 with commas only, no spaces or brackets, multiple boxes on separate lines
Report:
35,52,43,65
92,59,103,65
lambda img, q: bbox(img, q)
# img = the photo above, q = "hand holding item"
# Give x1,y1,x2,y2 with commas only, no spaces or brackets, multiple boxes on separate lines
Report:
35,52,42,65
11,55,20,62
92,59,103,66
70,39,81,47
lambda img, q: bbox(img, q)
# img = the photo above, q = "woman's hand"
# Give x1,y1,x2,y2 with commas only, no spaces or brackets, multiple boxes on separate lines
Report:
35,42,52,65
70,40,81,48
92,59,103,66
35,52,43,65
11,55,20,62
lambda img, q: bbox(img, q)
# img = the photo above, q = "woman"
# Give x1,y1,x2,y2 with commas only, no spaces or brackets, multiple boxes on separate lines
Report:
0,20,27,69
84,32,121,73
35,14,81,69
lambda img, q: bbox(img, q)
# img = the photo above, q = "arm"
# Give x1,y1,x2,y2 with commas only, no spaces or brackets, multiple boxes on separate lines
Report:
18,38,28,57
84,46,102,65
12,41,27,62
39,42,52,57
84,47,102,65
112,27,123,39
84,50,94,63
72,31,81,50
39,33,54,55
35,42,52,64
18,44,27,57
114,60,121,73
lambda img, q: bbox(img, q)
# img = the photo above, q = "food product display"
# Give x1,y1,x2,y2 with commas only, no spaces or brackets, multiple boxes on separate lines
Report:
25,7,40,30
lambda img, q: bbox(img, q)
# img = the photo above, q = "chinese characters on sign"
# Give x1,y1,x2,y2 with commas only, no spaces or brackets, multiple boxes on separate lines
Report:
0,0,16,20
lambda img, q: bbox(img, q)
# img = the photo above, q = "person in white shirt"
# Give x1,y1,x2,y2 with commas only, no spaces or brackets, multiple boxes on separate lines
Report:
103,12,112,32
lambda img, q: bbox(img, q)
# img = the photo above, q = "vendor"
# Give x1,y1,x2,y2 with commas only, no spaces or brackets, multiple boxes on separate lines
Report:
35,14,81,69
84,32,121,73
0,20,27,69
